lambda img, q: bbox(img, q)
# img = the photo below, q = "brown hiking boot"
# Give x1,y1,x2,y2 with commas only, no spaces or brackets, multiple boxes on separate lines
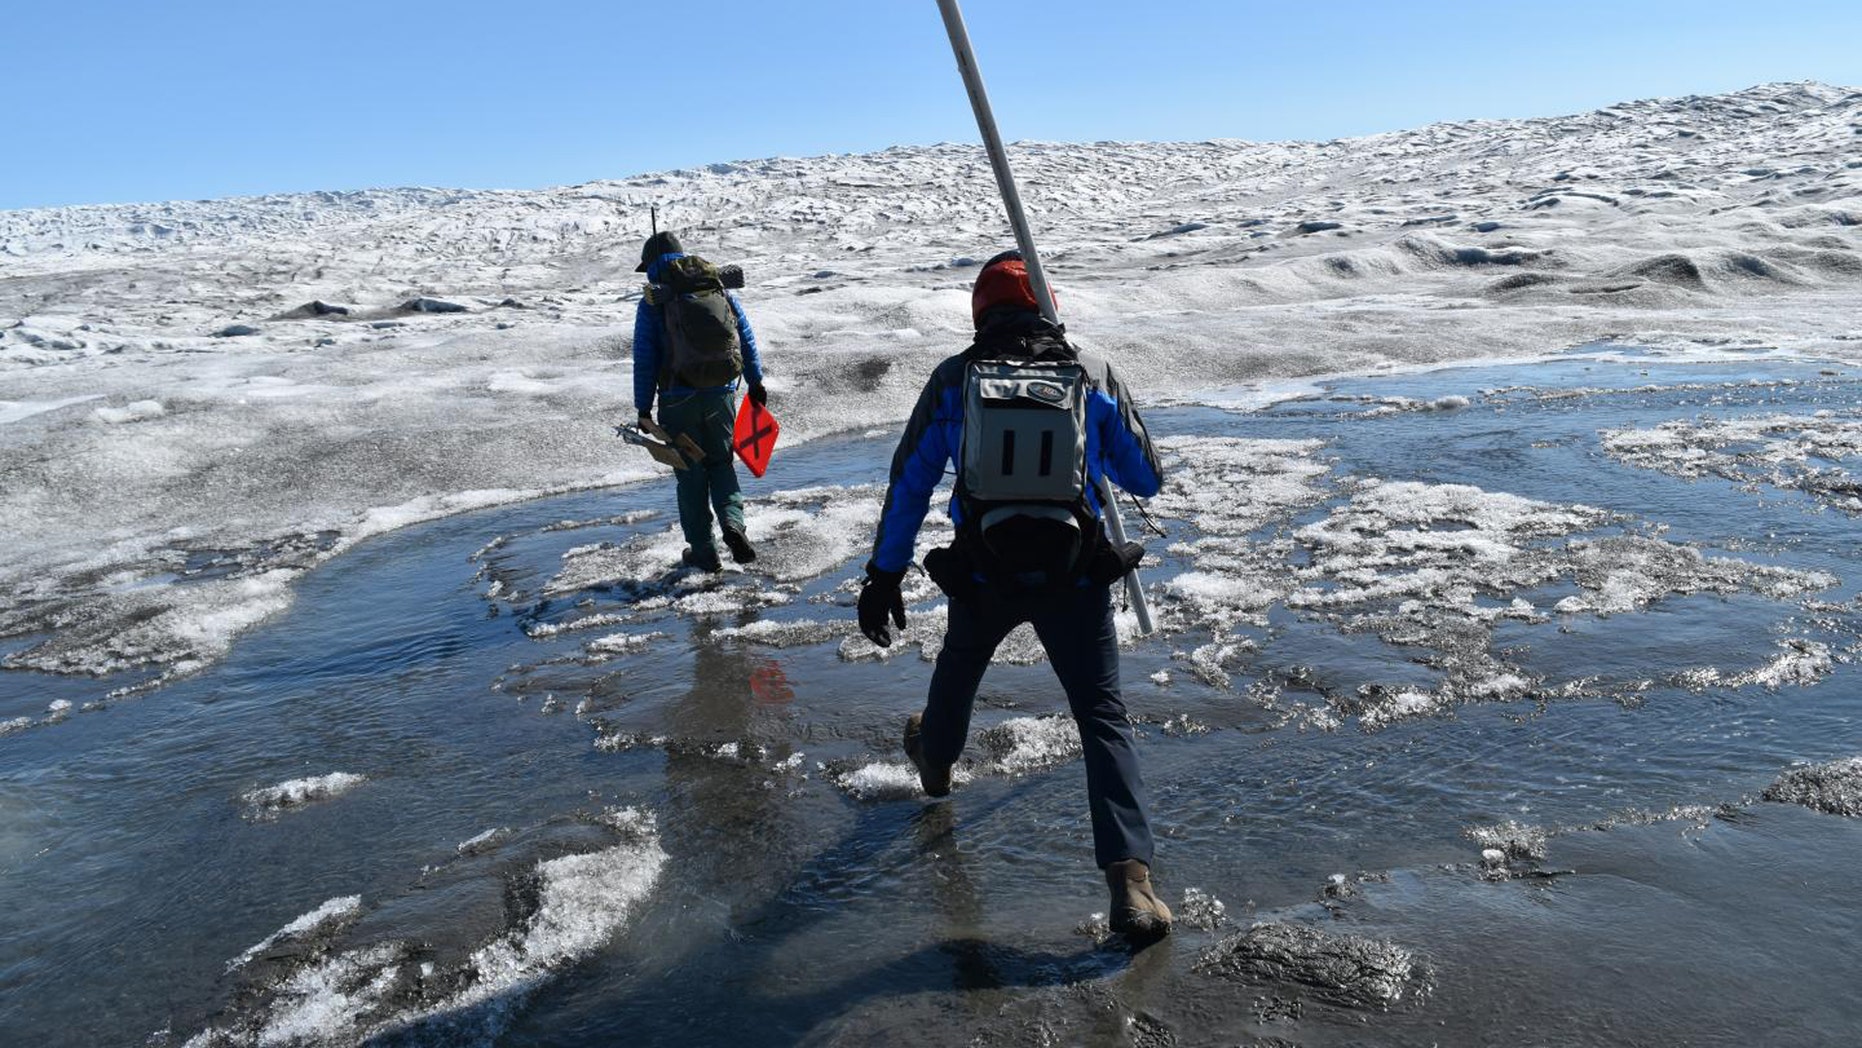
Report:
1105,859,1173,944
902,712,952,797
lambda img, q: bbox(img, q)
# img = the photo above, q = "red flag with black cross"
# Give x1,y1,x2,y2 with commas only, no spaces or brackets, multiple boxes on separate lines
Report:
733,396,779,478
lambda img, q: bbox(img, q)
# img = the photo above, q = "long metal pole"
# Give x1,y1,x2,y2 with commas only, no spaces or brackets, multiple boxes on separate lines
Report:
934,0,1155,634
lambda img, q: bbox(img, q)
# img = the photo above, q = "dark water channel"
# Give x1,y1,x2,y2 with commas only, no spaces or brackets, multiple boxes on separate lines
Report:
2,351,1859,1046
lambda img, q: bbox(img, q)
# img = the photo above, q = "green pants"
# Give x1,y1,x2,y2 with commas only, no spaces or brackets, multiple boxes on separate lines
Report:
656,389,744,554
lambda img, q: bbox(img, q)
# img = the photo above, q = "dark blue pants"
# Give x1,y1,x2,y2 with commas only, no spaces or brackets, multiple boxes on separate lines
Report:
920,582,1155,869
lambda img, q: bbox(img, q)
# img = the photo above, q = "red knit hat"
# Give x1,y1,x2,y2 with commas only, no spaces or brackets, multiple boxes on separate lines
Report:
970,250,1054,327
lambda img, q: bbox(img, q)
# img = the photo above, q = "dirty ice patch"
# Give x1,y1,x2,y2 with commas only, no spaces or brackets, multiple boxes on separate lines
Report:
1174,888,1231,932
834,762,943,802
1280,479,1837,722
1285,481,1609,697
1162,570,1281,631
1465,819,1551,861
241,772,367,816
543,535,793,628
838,602,950,663
745,484,893,583
830,715,1084,802
1550,537,1837,616
544,529,690,596
412,818,664,1024
1288,480,1818,617
2,569,297,678
583,630,670,661
837,612,1052,667
1763,757,1862,817
186,809,666,1048
1349,393,1473,418
352,489,537,544
1728,639,1834,690
546,528,772,599
1146,435,1332,633
672,586,792,618
226,896,364,973
1354,686,1447,731
546,483,890,596
92,399,166,425
713,617,852,649
1194,921,1419,1008
831,759,977,801
1602,411,1862,513
1147,436,1332,539
524,612,630,639
456,827,512,856
973,714,1083,776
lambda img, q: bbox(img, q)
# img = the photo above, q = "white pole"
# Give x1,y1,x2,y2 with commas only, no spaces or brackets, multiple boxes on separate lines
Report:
934,0,1156,634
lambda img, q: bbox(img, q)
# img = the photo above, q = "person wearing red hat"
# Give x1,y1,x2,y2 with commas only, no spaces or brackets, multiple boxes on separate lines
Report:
858,250,1173,943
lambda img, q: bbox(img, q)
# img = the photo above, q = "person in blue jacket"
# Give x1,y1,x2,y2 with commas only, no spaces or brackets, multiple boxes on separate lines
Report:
857,250,1174,943
633,230,767,572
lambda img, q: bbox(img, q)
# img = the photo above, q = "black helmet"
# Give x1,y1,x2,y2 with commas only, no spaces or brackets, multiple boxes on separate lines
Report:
636,230,684,272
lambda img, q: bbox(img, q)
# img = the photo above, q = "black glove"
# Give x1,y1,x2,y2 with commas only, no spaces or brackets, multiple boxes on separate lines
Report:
857,564,907,647
637,411,652,428
747,382,768,407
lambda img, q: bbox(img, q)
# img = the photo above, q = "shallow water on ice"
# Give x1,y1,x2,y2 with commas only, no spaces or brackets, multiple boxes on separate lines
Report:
2,353,1859,1046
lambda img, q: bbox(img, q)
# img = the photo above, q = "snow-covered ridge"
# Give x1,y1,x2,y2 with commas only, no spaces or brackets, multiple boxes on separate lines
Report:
3,82,1857,264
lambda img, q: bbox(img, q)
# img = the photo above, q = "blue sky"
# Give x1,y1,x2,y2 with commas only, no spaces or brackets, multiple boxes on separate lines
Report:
7,0,1859,210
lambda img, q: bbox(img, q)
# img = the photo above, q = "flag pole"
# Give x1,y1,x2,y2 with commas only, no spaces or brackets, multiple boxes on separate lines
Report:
934,0,1155,634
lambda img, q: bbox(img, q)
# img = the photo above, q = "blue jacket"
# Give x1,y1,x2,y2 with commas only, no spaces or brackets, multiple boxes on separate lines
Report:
633,252,765,415
870,313,1163,575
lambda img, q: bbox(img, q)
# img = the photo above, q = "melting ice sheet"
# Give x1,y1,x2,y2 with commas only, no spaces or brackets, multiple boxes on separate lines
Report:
4,357,1862,1047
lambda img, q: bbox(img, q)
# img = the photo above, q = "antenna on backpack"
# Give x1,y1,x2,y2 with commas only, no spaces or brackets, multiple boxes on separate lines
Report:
935,0,1155,635
650,204,659,236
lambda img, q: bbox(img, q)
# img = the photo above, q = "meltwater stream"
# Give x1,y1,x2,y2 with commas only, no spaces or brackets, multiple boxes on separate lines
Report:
2,351,1859,1046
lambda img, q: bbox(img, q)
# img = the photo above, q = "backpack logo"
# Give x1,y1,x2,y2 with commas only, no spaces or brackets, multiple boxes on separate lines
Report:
959,360,1093,586
651,256,743,389
1026,380,1066,404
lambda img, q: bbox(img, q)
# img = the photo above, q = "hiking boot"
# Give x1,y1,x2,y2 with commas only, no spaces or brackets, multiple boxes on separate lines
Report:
902,712,952,797
721,525,757,564
681,546,722,573
1105,859,1173,944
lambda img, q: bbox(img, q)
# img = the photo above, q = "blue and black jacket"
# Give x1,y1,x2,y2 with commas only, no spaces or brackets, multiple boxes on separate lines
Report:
869,312,1164,575
633,251,765,416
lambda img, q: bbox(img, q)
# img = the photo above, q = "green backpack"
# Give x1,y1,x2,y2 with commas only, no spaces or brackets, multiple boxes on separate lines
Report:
651,256,743,389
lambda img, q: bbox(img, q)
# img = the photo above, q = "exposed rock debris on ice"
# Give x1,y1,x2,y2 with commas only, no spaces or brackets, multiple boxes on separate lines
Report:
1174,887,1230,932
1763,756,1862,816
1194,921,1419,1008
1466,819,1551,861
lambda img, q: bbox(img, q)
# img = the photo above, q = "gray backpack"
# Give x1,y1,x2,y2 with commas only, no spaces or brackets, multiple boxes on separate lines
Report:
958,359,1094,585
